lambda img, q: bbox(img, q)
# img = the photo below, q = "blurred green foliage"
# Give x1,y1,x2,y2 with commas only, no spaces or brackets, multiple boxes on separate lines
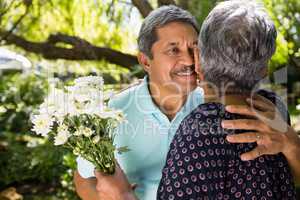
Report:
263,0,300,73
0,133,80,199
0,73,48,133
0,133,66,186
0,73,79,199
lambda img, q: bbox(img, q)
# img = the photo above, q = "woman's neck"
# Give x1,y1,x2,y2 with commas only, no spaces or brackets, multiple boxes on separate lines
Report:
203,85,249,106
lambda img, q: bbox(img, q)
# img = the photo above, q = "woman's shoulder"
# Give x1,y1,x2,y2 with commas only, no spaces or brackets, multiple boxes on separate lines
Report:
183,102,227,122
177,102,232,133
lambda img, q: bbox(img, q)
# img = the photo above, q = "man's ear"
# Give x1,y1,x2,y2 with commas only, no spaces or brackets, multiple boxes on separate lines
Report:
137,52,151,72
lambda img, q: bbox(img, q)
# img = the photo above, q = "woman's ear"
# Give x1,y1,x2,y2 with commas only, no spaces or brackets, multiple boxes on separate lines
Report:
137,52,151,72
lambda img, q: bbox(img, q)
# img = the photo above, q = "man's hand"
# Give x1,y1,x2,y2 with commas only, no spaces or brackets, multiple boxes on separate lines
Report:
222,95,300,183
95,163,137,200
222,96,300,161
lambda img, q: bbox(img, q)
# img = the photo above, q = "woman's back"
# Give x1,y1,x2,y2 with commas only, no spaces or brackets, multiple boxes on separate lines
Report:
157,91,296,200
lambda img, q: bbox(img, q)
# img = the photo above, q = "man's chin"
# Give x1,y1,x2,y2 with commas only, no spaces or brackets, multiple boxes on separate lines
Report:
173,80,197,95
181,84,197,95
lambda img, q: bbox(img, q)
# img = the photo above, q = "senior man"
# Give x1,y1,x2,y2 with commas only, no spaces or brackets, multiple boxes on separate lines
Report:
74,5,300,200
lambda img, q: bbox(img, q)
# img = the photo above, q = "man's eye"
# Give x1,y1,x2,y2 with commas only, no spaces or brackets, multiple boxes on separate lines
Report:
168,48,179,55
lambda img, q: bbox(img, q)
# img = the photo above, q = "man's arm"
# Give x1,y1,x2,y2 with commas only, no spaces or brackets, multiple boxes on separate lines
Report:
280,126,300,183
222,97,300,183
74,165,138,200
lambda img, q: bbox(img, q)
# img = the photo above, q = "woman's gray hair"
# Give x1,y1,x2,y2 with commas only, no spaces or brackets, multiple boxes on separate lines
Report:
138,5,199,59
198,0,277,92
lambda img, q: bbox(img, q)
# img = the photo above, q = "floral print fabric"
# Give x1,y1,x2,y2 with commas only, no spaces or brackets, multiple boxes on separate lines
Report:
157,91,296,200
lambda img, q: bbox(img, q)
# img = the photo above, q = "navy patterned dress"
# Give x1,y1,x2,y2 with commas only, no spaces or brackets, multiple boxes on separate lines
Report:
157,91,296,200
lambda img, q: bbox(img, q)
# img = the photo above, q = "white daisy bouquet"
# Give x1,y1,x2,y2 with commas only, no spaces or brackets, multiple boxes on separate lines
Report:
31,76,128,174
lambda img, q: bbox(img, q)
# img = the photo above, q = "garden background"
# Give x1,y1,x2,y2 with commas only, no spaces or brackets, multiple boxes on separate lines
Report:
0,0,299,199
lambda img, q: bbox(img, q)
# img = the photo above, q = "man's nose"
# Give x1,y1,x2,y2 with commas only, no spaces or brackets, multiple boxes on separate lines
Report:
180,50,194,66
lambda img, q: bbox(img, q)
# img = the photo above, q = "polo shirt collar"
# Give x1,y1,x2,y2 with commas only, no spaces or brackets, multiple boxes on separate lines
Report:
135,76,161,114
136,76,203,115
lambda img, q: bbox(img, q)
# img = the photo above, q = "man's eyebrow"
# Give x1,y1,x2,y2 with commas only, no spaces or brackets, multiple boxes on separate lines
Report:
167,42,179,47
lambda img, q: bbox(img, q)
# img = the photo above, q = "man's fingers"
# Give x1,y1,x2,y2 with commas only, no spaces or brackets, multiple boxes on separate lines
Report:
246,96,275,112
226,132,260,143
240,145,267,161
115,161,129,179
94,170,105,179
115,162,122,173
95,164,118,179
225,105,258,118
222,119,266,132
95,170,106,191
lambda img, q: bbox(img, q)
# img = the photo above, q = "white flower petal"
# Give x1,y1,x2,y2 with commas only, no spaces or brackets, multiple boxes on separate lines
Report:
31,114,54,137
54,124,70,145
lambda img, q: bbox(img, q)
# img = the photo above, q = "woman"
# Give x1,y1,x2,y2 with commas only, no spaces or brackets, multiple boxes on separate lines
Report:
157,1,296,200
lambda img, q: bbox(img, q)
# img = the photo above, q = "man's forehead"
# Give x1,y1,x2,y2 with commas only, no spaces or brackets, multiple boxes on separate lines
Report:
152,22,198,48
168,40,198,45
163,40,198,47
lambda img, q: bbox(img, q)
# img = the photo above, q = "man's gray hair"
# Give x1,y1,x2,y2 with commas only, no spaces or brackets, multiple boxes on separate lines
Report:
138,5,199,59
198,0,277,92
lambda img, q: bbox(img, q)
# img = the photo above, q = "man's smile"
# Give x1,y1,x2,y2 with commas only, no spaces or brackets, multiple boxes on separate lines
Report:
173,65,196,77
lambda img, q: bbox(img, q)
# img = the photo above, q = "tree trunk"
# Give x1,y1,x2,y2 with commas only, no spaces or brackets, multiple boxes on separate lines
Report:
131,0,153,18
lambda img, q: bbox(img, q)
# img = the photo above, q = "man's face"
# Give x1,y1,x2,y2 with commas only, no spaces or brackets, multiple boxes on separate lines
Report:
144,22,198,96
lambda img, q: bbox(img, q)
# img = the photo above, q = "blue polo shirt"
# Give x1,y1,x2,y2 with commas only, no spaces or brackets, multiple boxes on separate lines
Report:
76,76,203,200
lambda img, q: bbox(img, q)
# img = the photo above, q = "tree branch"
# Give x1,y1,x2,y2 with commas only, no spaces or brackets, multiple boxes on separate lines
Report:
157,0,176,6
0,32,138,69
131,0,153,18
47,33,89,47
0,4,29,41
0,0,18,19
